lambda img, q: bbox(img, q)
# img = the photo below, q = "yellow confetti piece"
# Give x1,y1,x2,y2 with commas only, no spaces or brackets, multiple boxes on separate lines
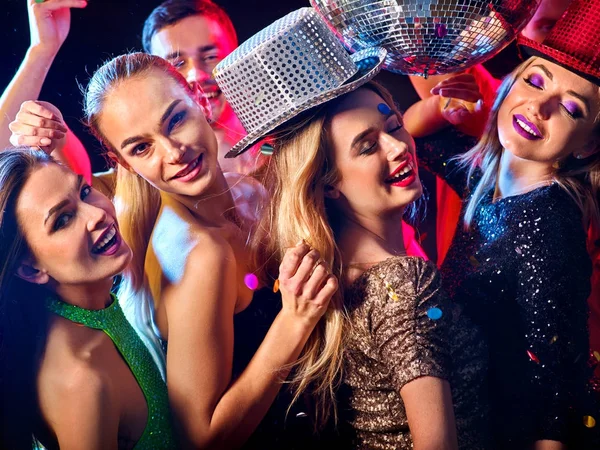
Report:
549,335,558,345
273,279,280,293
594,351,600,362
583,415,596,428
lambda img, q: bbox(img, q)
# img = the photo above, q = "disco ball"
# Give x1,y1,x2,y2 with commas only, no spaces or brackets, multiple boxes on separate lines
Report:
311,0,540,76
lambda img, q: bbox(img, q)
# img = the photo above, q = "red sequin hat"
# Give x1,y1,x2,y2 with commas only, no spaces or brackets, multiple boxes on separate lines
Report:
518,0,600,85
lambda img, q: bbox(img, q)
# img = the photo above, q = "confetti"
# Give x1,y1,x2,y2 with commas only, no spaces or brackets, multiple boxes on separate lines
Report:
583,415,596,428
296,412,308,418
527,350,540,364
549,335,558,345
244,273,259,291
384,281,399,301
272,279,280,293
427,307,443,320
594,351,600,362
377,103,391,115
469,255,480,267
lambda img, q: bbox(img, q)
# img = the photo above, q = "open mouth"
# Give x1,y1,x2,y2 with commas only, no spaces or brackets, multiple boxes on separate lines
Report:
203,88,222,100
92,224,120,255
385,157,417,187
172,154,203,181
513,114,542,140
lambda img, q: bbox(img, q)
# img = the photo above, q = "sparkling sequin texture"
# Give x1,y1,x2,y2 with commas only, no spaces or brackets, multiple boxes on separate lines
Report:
46,294,177,449
417,129,599,448
339,257,488,449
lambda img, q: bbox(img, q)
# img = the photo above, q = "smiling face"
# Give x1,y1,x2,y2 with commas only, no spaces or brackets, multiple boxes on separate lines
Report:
150,14,237,123
16,163,131,286
497,58,600,165
98,67,219,199
326,88,422,219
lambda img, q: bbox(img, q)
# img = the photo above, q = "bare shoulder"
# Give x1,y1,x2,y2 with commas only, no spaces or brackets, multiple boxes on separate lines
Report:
37,320,116,428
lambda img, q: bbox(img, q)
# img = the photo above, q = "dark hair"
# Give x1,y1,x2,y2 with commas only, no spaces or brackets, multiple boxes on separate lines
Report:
142,0,238,53
0,149,55,449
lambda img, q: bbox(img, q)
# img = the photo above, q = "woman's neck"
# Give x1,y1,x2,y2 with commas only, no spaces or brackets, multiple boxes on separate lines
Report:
52,278,115,310
337,209,407,269
495,150,554,200
168,168,238,229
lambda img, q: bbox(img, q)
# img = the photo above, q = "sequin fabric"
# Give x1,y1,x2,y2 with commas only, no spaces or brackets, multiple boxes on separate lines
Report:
417,128,600,449
46,294,177,449
339,256,488,449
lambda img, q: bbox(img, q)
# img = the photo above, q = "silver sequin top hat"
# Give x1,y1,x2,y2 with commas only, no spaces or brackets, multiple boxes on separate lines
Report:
214,7,387,158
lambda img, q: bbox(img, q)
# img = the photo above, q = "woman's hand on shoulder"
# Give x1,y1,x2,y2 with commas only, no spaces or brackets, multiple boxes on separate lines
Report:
9,100,67,155
277,241,338,331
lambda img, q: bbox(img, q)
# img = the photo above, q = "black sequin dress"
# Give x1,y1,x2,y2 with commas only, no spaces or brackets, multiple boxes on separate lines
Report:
417,129,599,449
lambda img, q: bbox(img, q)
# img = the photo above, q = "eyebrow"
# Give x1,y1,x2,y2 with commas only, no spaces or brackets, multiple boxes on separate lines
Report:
350,111,396,149
120,99,182,150
44,175,84,226
532,64,591,116
164,45,219,61
532,64,553,80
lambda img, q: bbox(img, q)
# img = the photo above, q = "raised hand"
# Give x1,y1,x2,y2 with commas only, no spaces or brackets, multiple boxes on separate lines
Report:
278,241,338,329
9,100,68,156
28,0,88,56
430,73,485,127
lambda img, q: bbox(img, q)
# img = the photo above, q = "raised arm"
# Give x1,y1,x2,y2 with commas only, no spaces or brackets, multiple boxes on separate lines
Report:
404,73,486,138
1,0,91,178
166,238,336,449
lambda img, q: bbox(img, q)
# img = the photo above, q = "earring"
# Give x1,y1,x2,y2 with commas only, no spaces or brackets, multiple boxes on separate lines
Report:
260,143,274,156
552,160,561,169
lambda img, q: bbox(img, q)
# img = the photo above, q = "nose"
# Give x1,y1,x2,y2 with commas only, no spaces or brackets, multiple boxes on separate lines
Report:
84,203,108,233
527,95,553,121
185,60,211,85
381,133,408,161
162,140,186,164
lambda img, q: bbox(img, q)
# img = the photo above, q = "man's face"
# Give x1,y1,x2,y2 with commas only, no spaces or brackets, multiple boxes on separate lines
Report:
150,14,237,123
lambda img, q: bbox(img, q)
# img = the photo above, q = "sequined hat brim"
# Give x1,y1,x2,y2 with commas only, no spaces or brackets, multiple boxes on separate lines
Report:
225,46,387,158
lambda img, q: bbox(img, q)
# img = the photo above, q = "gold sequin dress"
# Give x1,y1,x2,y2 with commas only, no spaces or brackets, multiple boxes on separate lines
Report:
339,256,489,449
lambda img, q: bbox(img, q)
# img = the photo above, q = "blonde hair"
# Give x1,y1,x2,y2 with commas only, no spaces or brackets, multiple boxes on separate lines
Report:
458,57,600,233
253,81,404,429
84,53,195,374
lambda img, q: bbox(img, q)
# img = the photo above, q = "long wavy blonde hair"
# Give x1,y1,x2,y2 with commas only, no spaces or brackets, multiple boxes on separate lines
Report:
458,57,600,233
253,81,403,429
84,53,196,373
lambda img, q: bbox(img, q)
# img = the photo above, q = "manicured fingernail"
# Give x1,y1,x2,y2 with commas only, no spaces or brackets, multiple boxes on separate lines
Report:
40,138,51,145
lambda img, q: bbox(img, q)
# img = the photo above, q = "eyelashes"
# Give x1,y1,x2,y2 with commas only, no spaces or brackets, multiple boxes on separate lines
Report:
523,74,583,119
525,73,544,89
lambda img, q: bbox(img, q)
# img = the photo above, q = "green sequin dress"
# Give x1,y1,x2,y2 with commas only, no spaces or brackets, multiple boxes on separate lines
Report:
46,294,177,449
